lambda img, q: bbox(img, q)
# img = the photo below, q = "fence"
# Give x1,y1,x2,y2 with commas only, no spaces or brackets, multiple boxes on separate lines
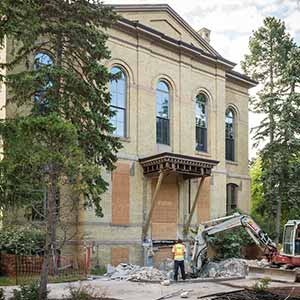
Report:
0,252,91,285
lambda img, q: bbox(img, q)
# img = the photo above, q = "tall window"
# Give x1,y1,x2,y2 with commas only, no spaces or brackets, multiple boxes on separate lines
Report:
34,52,53,112
225,108,235,161
195,93,208,152
110,66,127,137
226,183,238,214
156,81,170,145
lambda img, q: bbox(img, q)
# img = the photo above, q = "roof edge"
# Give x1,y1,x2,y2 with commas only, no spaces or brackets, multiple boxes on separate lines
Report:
108,3,226,59
115,17,236,69
226,70,258,87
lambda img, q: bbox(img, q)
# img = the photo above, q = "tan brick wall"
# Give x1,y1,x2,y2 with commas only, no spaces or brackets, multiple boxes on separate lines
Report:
1,7,252,261
111,247,129,266
112,163,130,225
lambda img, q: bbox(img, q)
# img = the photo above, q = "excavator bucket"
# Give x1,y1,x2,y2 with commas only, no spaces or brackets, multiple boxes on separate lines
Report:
249,266,300,283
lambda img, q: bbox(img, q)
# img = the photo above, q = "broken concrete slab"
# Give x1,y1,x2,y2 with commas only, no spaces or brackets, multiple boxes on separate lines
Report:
105,263,168,282
199,259,248,278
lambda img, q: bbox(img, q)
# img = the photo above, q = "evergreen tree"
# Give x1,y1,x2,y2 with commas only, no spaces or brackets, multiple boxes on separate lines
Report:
0,1,121,298
242,17,300,242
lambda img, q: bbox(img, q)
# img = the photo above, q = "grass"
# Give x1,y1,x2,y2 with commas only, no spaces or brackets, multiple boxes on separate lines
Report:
90,265,106,276
0,274,87,286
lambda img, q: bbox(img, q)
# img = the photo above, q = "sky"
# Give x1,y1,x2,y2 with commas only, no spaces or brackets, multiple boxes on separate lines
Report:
105,0,300,158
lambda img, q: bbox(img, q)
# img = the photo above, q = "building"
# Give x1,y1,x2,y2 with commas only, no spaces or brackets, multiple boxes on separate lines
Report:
0,4,256,267
77,4,256,266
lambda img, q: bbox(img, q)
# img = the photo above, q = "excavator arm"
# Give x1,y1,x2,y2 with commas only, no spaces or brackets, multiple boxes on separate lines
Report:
191,213,278,274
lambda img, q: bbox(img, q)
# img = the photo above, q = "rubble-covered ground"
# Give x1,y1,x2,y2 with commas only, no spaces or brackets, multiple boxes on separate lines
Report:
196,259,248,279
105,258,248,282
105,263,168,281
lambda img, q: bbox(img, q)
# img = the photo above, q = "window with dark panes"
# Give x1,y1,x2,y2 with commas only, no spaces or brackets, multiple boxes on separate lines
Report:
156,81,170,145
225,109,235,161
34,52,53,113
226,183,238,215
195,93,208,152
110,67,127,137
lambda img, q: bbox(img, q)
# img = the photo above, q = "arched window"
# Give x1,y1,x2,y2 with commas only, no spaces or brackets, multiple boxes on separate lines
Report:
195,93,208,152
33,52,53,112
156,80,170,145
225,108,235,161
110,66,127,137
226,183,238,214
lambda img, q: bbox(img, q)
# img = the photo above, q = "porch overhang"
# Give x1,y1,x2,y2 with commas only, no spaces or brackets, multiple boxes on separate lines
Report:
139,152,219,179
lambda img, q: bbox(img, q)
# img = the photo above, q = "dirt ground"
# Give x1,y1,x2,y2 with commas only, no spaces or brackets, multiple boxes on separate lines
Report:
3,276,300,300
211,288,300,300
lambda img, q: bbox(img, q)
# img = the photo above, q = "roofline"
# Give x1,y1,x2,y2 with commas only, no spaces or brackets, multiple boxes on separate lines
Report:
108,4,223,58
115,17,236,69
226,70,258,87
139,151,219,165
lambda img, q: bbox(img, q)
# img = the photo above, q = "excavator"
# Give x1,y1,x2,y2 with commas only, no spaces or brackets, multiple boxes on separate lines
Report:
190,213,300,282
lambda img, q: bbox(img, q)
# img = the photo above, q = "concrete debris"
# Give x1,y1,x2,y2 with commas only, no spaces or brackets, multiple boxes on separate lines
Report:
161,279,171,286
244,258,269,268
199,258,248,278
180,291,189,298
106,263,168,282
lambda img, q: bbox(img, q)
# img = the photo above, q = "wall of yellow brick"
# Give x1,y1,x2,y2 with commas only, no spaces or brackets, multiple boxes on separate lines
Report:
0,10,252,265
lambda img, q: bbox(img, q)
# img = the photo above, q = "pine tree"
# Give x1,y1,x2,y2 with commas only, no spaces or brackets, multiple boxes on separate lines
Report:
242,17,300,242
0,1,121,298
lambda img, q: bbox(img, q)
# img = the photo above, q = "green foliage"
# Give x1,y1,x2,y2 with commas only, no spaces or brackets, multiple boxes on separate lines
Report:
12,282,43,300
0,0,122,217
208,227,254,259
90,265,107,276
0,1,121,297
67,284,107,300
253,277,271,292
242,17,300,241
0,226,45,255
250,158,276,239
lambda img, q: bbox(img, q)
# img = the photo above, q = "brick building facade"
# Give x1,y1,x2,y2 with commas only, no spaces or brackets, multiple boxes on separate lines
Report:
0,4,256,267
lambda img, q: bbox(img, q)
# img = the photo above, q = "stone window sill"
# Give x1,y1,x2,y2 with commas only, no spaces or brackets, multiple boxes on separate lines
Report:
195,151,211,158
226,160,238,166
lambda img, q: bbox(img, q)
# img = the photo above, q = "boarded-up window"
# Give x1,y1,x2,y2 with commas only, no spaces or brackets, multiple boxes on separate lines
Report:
111,247,129,266
197,177,211,222
112,163,130,225
151,177,178,240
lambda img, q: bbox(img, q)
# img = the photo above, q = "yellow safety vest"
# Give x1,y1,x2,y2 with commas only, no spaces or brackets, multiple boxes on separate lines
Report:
172,243,185,261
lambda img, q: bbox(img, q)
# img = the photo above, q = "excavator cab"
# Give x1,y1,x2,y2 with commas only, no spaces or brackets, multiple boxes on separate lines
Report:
282,221,300,256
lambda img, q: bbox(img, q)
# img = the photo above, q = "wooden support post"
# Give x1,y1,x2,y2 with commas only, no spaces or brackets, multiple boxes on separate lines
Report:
142,170,165,240
183,176,206,235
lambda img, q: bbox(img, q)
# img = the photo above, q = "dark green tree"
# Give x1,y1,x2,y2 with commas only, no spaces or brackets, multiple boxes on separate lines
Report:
0,1,121,298
242,17,300,242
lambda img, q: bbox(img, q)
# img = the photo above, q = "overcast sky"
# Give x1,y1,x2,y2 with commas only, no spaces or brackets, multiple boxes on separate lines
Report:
105,0,300,159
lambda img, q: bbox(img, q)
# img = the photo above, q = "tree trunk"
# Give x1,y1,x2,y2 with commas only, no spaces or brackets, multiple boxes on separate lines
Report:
275,194,282,244
39,170,57,300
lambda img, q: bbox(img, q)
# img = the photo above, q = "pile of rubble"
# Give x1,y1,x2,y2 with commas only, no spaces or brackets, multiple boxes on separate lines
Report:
106,263,168,282
244,258,269,268
199,258,248,278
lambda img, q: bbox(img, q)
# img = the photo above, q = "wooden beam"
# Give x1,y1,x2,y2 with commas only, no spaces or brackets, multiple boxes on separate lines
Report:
183,176,206,235
142,170,165,240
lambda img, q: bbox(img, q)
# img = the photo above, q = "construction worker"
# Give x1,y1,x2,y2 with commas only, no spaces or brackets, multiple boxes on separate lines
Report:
172,239,186,281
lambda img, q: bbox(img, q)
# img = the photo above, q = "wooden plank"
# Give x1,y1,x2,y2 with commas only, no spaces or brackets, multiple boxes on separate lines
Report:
142,170,165,239
184,176,206,235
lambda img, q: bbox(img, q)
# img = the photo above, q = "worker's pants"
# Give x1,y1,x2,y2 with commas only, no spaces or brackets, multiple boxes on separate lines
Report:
174,260,186,281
